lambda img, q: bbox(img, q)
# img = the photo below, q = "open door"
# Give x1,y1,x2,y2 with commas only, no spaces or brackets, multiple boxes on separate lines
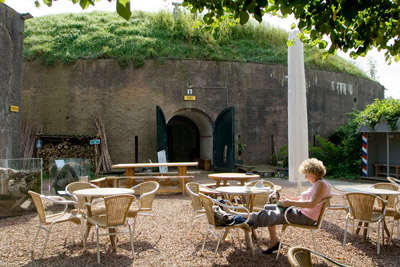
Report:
156,106,168,158
213,107,235,172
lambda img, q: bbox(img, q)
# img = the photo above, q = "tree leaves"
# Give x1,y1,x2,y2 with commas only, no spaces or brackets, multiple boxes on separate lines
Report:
182,0,400,63
239,11,249,25
116,0,131,21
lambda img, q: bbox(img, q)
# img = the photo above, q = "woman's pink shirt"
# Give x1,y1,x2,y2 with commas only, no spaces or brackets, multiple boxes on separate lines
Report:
299,179,331,221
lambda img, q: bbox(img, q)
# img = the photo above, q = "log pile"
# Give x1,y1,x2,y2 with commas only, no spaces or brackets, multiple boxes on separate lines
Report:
37,141,95,174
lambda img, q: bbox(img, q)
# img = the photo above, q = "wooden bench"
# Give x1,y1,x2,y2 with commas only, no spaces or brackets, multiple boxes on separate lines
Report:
134,171,200,176
90,176,194,195
374,164,400,179
196,158,211,171
234,164,255,173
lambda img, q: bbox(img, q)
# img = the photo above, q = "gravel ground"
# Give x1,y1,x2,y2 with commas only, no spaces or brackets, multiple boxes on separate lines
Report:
1,174,399,266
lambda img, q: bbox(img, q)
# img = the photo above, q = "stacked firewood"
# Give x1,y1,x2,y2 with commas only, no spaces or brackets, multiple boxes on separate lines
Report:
37,142,95,174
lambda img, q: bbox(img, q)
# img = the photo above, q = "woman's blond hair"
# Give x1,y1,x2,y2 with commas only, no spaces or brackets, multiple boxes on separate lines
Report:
299,158,326,178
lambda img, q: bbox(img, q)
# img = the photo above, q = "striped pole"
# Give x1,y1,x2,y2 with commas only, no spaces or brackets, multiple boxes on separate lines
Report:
362,133,368,177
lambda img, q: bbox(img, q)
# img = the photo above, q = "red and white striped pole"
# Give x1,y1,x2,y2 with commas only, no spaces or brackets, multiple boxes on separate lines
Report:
362,133,368,177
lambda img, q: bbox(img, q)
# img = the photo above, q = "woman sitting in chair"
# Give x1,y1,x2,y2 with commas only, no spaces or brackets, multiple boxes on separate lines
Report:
249,158,331,254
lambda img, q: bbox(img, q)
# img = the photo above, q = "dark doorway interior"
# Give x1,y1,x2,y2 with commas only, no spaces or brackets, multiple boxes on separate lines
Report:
167,116,200,162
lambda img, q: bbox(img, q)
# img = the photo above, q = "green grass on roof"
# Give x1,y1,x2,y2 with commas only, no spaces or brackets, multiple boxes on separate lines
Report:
23,10,368,78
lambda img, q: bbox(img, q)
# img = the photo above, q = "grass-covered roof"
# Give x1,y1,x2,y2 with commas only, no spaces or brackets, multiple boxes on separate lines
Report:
23,10,367,78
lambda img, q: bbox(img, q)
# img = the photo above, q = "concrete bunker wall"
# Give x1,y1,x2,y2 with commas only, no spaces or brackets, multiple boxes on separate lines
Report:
0,4,24,158
22,59,384,165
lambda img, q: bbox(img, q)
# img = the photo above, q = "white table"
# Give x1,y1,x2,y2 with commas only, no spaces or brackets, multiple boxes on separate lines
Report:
341,187,400,196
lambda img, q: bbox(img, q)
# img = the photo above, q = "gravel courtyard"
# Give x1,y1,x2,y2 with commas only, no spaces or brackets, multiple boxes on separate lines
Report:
1,173,399,266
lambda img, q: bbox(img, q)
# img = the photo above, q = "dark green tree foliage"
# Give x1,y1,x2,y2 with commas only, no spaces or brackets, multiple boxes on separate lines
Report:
182,0,400,63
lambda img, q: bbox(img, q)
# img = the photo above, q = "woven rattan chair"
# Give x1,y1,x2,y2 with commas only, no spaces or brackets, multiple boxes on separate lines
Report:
287,246,351,267
128,181,160,236
276,196,332,260
28,190,83,259
186,182,207,227
369,183,400,242
199,193,254,264
343,192,387,255
388,176,400,187
246,180,277,210
65,181,105,242
325,186,349,229
85,194,136,264
65,181,100,209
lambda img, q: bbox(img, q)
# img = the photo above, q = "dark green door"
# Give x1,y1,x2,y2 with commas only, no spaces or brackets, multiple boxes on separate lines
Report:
156,106,168,158
213,107,235,172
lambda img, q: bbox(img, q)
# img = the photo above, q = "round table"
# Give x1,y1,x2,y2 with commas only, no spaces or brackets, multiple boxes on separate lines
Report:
209,173,260,187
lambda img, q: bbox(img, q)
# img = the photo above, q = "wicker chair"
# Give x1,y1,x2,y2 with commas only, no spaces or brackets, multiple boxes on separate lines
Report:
85,194,136,264
245,180,277,210
276,196,332,260
128,181,160,236
325,186,349,229
65,181,100,209
287,246,351,267
186,182,207,227
368,183,400,242
388,176,400,187
28,190,83,259
199,193,254,263
343,192,387,255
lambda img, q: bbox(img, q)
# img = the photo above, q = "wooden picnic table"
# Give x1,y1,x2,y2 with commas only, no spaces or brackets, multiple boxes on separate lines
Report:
208,172,260,187
111,162,198,195
112,162,198,176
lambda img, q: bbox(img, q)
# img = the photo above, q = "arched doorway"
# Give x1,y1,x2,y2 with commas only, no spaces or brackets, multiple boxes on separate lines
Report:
159,108,213,164
167,116,200,162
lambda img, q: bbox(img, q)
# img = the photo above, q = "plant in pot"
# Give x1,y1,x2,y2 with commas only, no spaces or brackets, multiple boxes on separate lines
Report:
237,135,246,163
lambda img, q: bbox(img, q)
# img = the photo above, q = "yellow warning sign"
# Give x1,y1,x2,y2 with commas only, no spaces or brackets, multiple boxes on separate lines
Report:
184,96,196,101
10,105,19,112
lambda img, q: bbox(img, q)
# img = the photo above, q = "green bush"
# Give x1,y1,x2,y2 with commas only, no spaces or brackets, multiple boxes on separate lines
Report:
271,145,288,168
310,99,400,179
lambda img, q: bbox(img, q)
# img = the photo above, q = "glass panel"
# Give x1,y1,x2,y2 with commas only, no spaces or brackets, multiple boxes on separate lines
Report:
46,158,92,196
0,158,43,219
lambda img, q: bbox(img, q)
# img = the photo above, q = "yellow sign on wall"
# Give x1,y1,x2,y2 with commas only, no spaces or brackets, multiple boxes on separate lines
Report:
10,105,19,112
184,96,196,101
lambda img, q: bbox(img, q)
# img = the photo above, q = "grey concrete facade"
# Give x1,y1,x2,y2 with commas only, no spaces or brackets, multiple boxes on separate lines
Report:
22,59,384,166
0,4,24,159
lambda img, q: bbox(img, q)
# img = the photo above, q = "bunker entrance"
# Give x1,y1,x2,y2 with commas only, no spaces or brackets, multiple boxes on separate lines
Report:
167,115,200,162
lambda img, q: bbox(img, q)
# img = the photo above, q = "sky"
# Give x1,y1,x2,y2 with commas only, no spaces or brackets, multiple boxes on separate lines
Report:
4,0,400,99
